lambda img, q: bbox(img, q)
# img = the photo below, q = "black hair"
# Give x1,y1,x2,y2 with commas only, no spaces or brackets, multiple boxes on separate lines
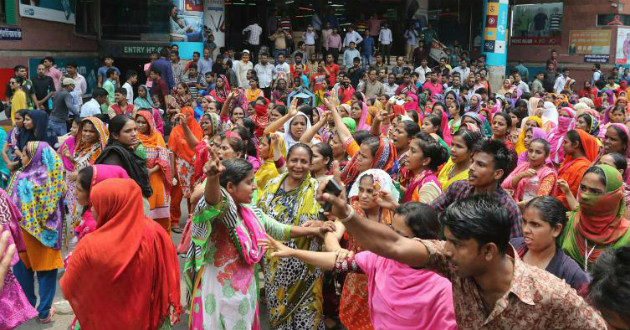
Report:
472,139,513,181
15,109,28,121
273,104,287,116
578,114,593,128
353,130,373,146
115,87,127,95
405,110,419,123
78,118,97,132
423,114,443,138
91,87,108,98
441,195,511,254
287,142,313,161
236,120,258,158
360,135,380,157
352,92,364,102
530,138,550,155
106,68,118,78
108,115,133,144
126,70,138,80
602,152,628,172
524,196,567,235
220,158,254,187
13,65,26,72
160,46,170,58
584,166,607,187
43,56,55,64
399,120,420,138
78,166,94,194
298,104,314,125
313,142,333,170
150,68,161,76
222,131,245,158
189,63,198,70
412,132,448,171
492,112,513,129
66,62,78,69
395,202,440,239
608,124,629,151
588,246,630,325
565,130,586,155
193,51,201,57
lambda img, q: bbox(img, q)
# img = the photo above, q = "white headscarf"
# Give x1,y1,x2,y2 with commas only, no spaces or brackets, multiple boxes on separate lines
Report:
348,169,400,202
283,112,312,150
542,101,559,126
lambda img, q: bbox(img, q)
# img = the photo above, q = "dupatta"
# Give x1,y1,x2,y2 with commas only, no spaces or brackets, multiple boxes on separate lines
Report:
514,116,543,154
73,117,109,171
136,111,172,192
341,137,398,187
168,107,203,164
548,107,576,165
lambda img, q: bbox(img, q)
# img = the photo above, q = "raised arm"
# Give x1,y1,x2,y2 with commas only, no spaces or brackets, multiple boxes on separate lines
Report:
263,234,338,270
317,177,430,268
325,97,353,144
174,113,200,149
264,98,298,135
203,148,224,206
219,91,236,118
300,111,330,144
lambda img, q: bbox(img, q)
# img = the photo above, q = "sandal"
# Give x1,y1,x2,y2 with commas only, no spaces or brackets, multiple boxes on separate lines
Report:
39,306,55,324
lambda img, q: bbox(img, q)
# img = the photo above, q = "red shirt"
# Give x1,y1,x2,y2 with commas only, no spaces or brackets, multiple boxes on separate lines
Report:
311,73,327,92
290,64,310,82
325,63,340,86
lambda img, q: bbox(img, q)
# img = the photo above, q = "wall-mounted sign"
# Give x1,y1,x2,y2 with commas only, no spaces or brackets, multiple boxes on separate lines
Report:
584,55,610,63
19,0,76,25
568,30,611,55
0,27,22,41
597,14,630,26
510,2,563,46
616,27,630,65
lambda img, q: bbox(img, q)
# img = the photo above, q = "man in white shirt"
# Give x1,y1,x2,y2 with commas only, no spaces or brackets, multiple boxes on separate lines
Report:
378,23,393,65
66,62,87,107
383,73,399,98
554,67,570,94
80,87,108,117
233,50,254,88
243,22,263,61
343,26,363,48
414,58,431,84
274,53,292,86
121,70,137,104
254,53,276,98
451,59,471,81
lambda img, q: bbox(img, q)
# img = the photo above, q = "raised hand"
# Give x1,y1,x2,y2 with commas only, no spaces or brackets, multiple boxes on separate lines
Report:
261,234,294,258
203,147,225,177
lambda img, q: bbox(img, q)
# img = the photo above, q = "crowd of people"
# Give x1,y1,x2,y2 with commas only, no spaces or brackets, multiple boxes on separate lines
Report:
1,17,630,330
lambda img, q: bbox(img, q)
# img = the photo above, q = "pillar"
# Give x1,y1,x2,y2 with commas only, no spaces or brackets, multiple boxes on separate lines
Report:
482,0,509,92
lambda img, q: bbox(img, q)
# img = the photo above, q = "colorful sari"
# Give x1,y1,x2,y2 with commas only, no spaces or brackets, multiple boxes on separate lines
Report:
548,107,576,165
437,157,469,191
560,164,630,270
555,129,599,209
514,116,543,154
7,141,65,270
517,127,548,165
502,161,557,202
341,137,398,188
137,111,172,229
255,134,286,191
0,188,37,329
192,113,223,186
61,179,181,330
185,187,292,330
400,168,442,203
257,173,324,330
168,106,203,197
341,169,397,330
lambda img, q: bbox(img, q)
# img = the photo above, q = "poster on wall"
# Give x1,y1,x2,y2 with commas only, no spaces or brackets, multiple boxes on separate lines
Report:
568,30,611,55
170,0,204,59
510,2,563,45
19,0,76,25
616,27,630,65
204,0,225,48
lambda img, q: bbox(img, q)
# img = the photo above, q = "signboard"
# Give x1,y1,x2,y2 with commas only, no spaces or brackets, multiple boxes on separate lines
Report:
482,0,509,66
170,0,204,59
204,0,225,48
510,2,563,46
597,14,630,26
584,55,610,63
122,45,164,56
28,58,100,95
0,27,22,40
19,0,76,25
616,27,630,65
568,30,612,55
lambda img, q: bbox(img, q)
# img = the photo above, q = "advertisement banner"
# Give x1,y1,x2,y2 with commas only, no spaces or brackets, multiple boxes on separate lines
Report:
170,0,204,59
616,27,630,65
204,0,225,48
28,57,99,95
568,30,611,55
19,0,76,25
597,14,630,27
482,0,509,67
510,2,563,46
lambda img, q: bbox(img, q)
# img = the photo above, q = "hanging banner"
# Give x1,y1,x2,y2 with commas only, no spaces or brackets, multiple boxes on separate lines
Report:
482,0,509,66
19,0,76,25
204,0,225,48
568,30,611,55
510,2,563,46
170,0,204,59
616,27,630,65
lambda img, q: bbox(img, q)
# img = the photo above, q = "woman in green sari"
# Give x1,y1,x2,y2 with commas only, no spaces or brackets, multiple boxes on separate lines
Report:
560,164,630,271
257,143,324,330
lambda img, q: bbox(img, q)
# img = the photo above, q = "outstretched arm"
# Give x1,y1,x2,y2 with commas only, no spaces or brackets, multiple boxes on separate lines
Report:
325,97,353,143
174,113,200,149
300,111,330,144
264,98,298,135
203,148,225,206
262,234,338,270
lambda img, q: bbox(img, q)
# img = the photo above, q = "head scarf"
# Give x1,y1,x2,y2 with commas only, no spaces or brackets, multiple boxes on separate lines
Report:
528,97,541,116
136,111,172,191
58,133,76,172
255,134,286,190
95,139,153,198
211,75,231,105
437,107,453,146
514,116,543,154
582,114,600,136
355,101,371,131
341,137,398,187
602,105,618,124
253,103,270,137
462,112,492,137
61,179,181,330
74,117,109,170
283,112,312,150
7,142,65,248
562,164,630,268
134,85,155,110
18,110,56,151
466,94,482,113
542,101,559,128
608,123,630,159
168,106,203,164
559,129,599,176
342,117,357,135
348,169,400,201
573,102,590,115
548,107,577,164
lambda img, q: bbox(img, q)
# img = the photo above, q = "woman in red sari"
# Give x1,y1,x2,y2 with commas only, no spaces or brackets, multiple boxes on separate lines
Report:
61,178,181,330
555,129,599,209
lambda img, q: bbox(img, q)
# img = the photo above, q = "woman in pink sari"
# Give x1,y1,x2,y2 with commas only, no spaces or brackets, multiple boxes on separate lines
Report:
503,138,557,207
548,107,576,166
517,127,548,165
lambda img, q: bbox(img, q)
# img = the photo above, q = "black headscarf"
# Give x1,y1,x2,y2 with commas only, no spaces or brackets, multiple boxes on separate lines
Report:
95,141,153,198
18,109,57,151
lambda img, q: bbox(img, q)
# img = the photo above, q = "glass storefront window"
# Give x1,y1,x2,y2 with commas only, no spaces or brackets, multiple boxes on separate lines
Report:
101,0,170,41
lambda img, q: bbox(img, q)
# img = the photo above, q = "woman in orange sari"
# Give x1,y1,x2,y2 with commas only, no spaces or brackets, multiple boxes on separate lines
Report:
168,106,203,233
135,110,172,232
555,129,599,209
61,179,181,330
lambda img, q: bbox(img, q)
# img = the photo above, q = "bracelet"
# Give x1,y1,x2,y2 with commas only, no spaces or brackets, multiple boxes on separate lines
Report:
339,206,355,223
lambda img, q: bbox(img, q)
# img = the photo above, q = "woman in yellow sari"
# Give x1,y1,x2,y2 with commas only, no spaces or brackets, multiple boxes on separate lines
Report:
255,132,286,191
135,110,172,232
437,124,483,190
514,115,543,155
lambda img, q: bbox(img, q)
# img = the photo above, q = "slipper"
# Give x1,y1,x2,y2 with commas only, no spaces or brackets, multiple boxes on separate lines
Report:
39,306,55,324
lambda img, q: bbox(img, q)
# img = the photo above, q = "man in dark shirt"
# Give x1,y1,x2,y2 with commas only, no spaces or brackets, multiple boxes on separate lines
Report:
32,63,56,112
149,68,171,135
49,78,79,136
347,57,365,88
543,61,557,93
431,139,523,239
151,46,175,90
212,56,226,78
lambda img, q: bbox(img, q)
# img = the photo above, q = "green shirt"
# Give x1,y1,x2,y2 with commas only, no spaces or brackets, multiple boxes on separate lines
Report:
103,80,116,107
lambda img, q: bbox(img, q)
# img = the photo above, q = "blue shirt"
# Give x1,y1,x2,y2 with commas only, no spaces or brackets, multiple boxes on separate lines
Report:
361,36,375,55
98,66,120,85
151,57,175,90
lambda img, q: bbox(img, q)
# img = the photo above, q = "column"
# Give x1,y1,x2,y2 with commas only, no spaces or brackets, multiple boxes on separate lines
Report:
482,0,509,92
